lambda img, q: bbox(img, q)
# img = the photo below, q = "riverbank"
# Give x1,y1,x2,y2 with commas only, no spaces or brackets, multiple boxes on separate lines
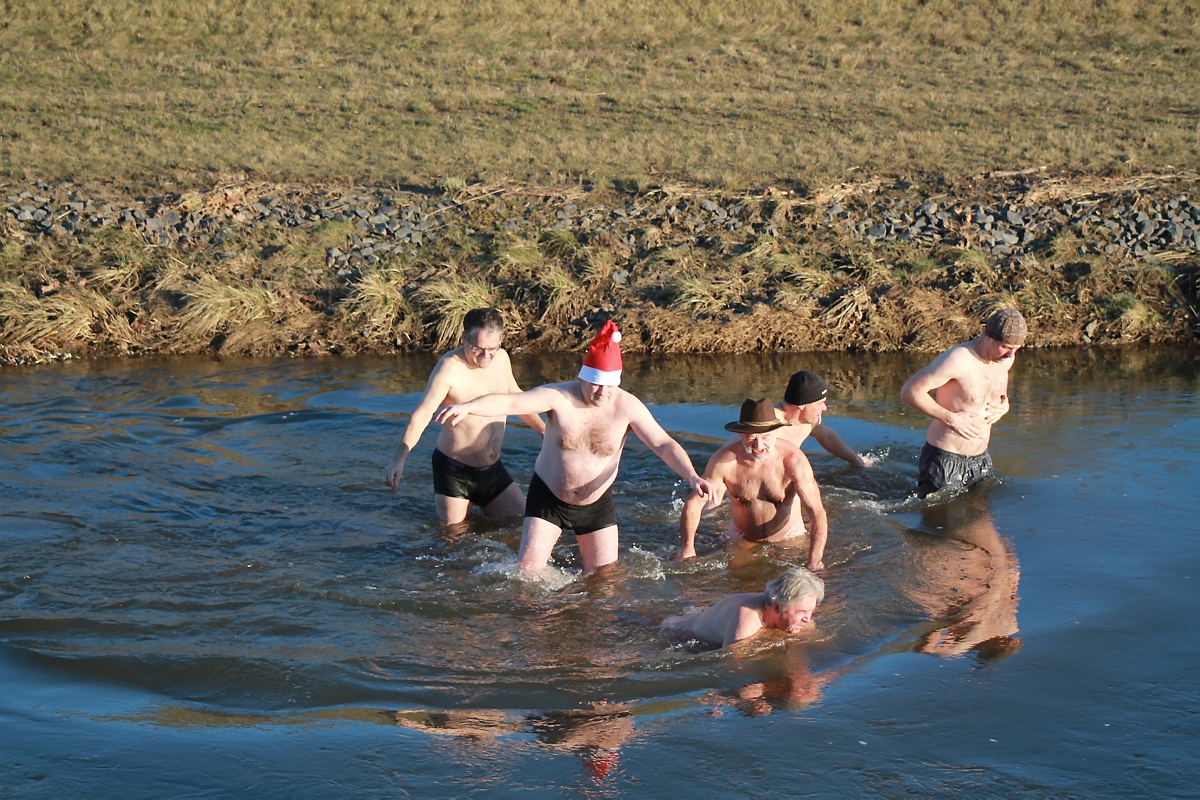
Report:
2,170,1198,364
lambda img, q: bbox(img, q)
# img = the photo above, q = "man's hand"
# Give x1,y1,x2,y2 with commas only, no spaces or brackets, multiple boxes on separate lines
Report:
689,476,714,500
384,455,406,489
806,558,825,572
855,453,876,468
433,404,469,427
982,394,1010,426
945,409,986,440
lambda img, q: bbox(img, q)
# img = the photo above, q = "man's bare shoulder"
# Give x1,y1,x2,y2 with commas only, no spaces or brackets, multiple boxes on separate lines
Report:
611,385,647,408
776,423,813,447
432,346,469,374
707,440,746,470
769,437,805,462
944,338,986,366
780,440,817,475
915,339,982,379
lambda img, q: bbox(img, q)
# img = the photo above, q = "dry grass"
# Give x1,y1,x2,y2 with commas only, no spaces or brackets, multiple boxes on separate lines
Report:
413,276,499,349
1,170,1196,361
0,280,139,352
169,270,280,341
346,267,421,346
2,2,1198,189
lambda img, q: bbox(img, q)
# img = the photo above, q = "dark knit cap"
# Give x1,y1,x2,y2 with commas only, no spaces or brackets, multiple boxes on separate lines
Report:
984,308,1028,345
784,371,828,406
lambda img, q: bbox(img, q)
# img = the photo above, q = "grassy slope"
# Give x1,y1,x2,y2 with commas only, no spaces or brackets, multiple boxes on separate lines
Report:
1,2,1198,362
2,1,1198,189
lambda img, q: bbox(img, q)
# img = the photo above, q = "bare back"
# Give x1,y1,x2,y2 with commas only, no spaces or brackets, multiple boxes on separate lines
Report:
663,592,766,647
774,422,814,450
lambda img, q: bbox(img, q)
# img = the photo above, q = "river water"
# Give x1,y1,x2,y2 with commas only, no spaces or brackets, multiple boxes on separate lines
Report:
1,347,1197,797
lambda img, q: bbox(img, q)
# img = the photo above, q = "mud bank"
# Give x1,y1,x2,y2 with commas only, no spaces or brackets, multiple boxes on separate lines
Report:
2,171,1197,364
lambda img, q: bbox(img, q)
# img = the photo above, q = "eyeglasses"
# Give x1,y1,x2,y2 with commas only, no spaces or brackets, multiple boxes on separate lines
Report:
465,342,501,357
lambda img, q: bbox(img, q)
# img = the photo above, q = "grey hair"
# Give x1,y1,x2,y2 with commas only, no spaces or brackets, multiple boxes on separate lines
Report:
764,567,825,608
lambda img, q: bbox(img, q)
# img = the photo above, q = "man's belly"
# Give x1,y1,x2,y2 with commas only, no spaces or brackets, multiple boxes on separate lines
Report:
927,420,991,457
729,498,805,542
437,420,505,467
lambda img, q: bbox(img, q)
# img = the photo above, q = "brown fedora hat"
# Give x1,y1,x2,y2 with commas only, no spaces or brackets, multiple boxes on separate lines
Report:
724,398,786,434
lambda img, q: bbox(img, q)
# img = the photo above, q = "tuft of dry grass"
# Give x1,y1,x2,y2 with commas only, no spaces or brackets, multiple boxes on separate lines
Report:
0,280,139,352
413,277,498,349
163,267,280,342
346,267,421,345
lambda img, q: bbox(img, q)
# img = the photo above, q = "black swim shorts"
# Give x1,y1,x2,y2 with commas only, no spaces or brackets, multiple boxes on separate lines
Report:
917,442,995,499
431,448,515,507
525,471,617,535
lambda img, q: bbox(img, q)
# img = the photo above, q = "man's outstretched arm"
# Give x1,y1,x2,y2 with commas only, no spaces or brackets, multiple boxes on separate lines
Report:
385,361,453,488
811,422,873,467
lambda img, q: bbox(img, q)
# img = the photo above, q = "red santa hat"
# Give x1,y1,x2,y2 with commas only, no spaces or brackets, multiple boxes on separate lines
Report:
578,320,623,386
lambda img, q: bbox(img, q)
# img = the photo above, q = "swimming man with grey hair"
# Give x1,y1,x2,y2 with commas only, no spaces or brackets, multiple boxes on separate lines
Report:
661,567,825,648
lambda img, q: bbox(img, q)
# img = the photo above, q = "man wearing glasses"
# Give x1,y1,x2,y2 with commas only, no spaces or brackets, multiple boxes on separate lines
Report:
384,307,545,526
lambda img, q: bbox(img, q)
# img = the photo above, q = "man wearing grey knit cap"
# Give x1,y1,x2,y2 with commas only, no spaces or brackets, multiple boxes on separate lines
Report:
900,308,1027,498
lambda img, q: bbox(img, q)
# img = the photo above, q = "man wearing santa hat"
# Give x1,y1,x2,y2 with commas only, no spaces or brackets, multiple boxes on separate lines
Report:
435,320,712,575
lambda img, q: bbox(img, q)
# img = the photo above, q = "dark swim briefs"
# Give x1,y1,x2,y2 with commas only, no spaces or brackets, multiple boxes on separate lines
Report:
918,442,995,499
525,472,617,535
431,448,515,506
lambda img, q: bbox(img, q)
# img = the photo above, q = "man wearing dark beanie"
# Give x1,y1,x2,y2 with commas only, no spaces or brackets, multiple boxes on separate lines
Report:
900,308,1028,498
722,371,872,467
778,371,873,468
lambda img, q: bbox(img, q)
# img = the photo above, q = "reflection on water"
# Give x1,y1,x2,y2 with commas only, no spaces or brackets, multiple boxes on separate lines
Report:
394,703,635,780
906,489,1022,659
1,347,1197,794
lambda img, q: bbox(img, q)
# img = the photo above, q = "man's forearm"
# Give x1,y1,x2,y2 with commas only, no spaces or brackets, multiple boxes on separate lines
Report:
903,388,952,427
808,518,827,568
655,440,700,483
815,426,860,465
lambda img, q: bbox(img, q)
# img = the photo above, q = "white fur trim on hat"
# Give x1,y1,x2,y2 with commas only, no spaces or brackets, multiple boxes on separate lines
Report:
579,320,624,386
578,365,622,386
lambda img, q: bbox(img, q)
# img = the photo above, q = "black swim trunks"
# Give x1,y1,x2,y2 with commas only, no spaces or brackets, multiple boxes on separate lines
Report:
525,471,617,535
431,448,515,507
918,442,995,499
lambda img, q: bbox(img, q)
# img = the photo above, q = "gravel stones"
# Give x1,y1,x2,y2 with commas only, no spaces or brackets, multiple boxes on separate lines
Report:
4,178,1199,276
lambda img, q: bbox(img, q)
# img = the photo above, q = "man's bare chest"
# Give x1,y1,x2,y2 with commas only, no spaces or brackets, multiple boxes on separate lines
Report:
952,366,1009,408
445,371,511,405
557,414,626,457
729,472,792,506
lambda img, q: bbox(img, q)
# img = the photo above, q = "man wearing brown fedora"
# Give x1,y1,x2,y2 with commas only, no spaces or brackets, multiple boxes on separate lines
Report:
675,398,829,572
901,307,1027,498
726,370,873,468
